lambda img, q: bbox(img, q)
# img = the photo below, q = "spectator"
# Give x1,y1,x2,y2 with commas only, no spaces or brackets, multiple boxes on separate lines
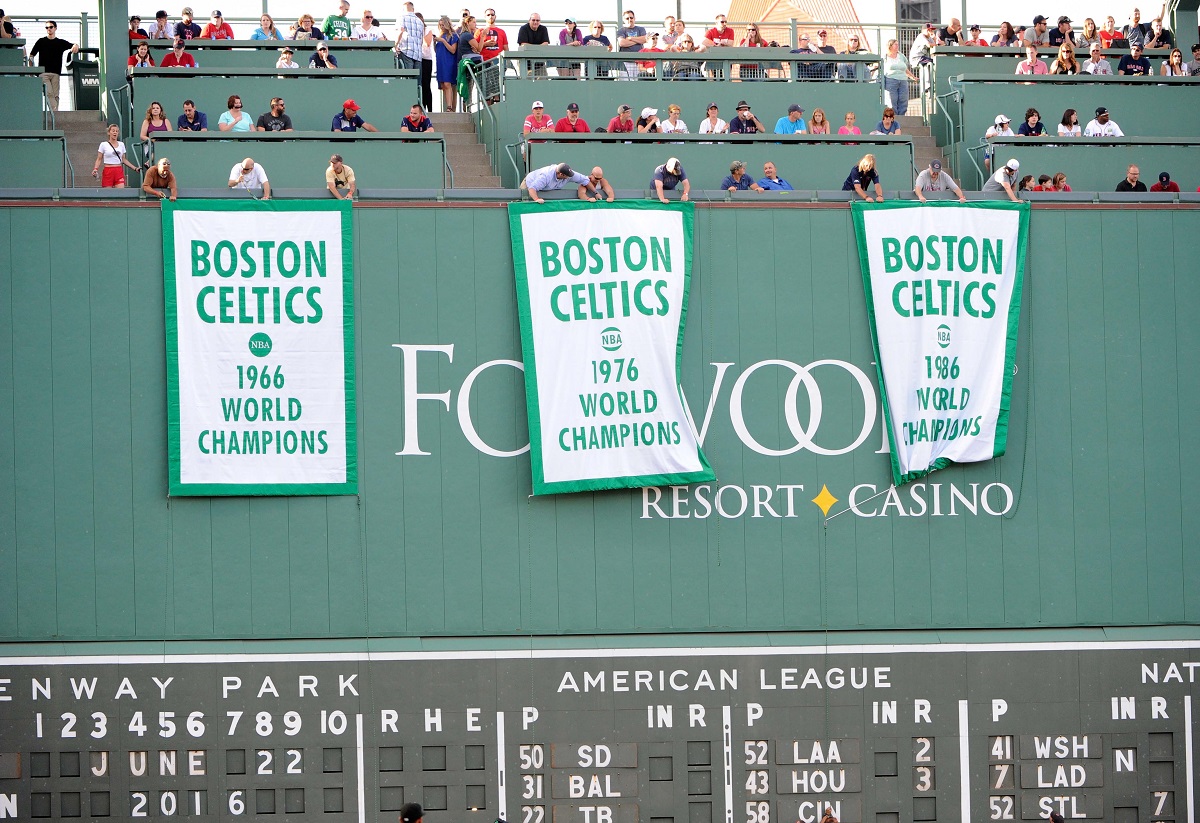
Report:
1084,106,1124,136
161,38,198,66
1076,18,1101,49
908,22,936,69
1032,174,1054,191
276,45,299,67
639,32,665,75
791,32,818,78
557,18,583,78
702,14,734,49
636,106,660,133
323,0,352,39
1024,15,1049,47
523,100,554,137
1145,16,1173,48
809,29,836,79
1123,4,1163,49
475,9,506,102
697,102,727,135
579,166,614,201
332,99,377,131
914,159,965,203
142,157,178,201
981,158,1021,201
555,102,589,132
722,160,764,192
984,113,1014,170
652,157,689,203
140,100,172,143
252,13,283,39
606,104,634,133
1018,174,1035,191
837,34,870,82
177,100,207,130
616,10,647,79
667,19,687,50
291,13,324,39
1017,107,1045,136
128,41,155,78
1048,16,1075,48
758,161,794,191
838,111,861,135
310,43,339,68
808,108,830,134
401,102,433,131
522,162,594,203
729,101,766,134
149,11,174,39
1058,108,1081,136
1115,164,1147,192
1015,45,1048,74
0,7,16,38
1098,16,1119,47
228,157,271,198
582,20,610,49
991,22,1018,46
326,153,356,199
1083,43,1113,74
880,39,917,115
671,35,703,78
842,153,883,201
256,97,293,131
1052,173,1071,191
218,94,252,131
175,7,201,40
964,25,987,46
1118,43,1151,75
1150,171,1179,192
737,23,768,80
1186,43,1200,74
661,15,677,47
129,15,149,40
432,16,459,111
92,123,141,187
660,104,688,135
939,18,965,45
516,12,549,77
774,104,807,135
873,107,900,135
353,10,385,39
1050,43,1080,74
1161,47,1187,75
28,20,79,111
200,10,235,40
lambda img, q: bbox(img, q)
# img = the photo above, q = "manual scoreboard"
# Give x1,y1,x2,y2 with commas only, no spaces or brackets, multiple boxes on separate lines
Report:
0,641,1195,821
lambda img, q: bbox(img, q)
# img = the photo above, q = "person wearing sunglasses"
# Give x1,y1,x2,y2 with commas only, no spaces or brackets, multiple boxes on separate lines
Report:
738,22,768,79
142,157,178,201
29,20,79,111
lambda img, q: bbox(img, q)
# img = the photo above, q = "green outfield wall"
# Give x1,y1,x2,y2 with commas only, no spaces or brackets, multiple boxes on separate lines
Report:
1,202,1199,643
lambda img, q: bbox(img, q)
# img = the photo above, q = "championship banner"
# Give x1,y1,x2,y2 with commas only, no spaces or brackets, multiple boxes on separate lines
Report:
163,201,357,496
852,202,1029,486
509,201,715,495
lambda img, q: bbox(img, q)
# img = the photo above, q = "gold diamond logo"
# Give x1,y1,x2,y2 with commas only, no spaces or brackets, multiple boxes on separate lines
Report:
812,485,838,517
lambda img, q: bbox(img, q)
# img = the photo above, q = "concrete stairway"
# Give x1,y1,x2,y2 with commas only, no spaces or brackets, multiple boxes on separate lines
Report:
431,112,501,188
899,115,949,177
58,110,109,187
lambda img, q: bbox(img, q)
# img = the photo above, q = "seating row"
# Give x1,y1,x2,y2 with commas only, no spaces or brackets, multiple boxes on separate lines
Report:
132,39,395,70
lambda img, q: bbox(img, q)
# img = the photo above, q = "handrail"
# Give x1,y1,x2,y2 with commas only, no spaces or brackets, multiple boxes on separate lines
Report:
949,71,1200,85
965,141,987,185
41,84,56,130
442,141,454,190
63,139,75,188
504,142,523,187
463,59,500,163
506,47,880,82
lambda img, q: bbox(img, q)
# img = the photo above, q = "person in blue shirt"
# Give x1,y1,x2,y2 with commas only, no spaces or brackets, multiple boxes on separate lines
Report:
331,99,378,132
873,107,901,134
774,104,807,135
757,161,794,191
729,101,766,134
721,160,764,192
176,99,207,131
401,103,434,132
842,153,883,201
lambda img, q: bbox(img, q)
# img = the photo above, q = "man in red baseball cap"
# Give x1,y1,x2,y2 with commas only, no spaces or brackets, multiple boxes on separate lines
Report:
331,99,378,132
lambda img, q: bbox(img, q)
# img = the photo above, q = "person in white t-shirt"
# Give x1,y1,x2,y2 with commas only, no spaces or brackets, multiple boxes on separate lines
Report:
983,113,1014,169
1083,106,1124,136
1058,108,1082,136
228,157,271,198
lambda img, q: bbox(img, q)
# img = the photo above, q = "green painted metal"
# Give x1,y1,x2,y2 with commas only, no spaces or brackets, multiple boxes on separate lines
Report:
130,68,420,134
986,137,1200,193
0,39,26,66
148,132,446,190
135,39,397,70
0,68,47,130
1,202,1200,643
522,134,914,193
0,131,66,186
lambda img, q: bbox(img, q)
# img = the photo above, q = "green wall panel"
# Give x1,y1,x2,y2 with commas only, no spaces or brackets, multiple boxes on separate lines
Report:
0,202,1199,642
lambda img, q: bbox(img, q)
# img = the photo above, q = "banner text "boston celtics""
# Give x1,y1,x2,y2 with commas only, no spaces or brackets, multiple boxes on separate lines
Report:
538,235,673,321
189,239,327,325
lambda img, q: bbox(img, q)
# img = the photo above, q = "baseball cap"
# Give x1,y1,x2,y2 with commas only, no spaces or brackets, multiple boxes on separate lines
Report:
130,15,142,22
735,100,751,110
641,107,658,118
665,157,681,174
156,9,168,16
280,45,293,53
400,803,425,823
181,6,193,14
1033,15,1047,24
1095,106,1108,115
342,99,361,110
1159,172,1170,183
788,104,804,114
556,162,574,176
995,114,1010,124
318,43,329,49
817,29,827,35
617,104,631,113
566,102,579,112
970,24,981,31
531,100,544,108
707,102,718,110
564,17,575,24
211,9,222,17
1005,158,1020,170
930,160,942,170
1058,15,1071,23
173,37,186,46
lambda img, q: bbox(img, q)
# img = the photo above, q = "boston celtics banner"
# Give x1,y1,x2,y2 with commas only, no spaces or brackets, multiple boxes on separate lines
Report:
852,202,1029,486
509,201,714,495
163,201,356,496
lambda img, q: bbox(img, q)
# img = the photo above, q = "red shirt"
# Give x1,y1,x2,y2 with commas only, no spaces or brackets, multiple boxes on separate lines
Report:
555,116,590,132
127,54,156,67
1150,181,1180,192
523,113,553,132
478,26,507,61
160,51,197,67
639,45,663,69
705,26,734,46
199,22,235,39
607,116,634,133
1098,29,1118,47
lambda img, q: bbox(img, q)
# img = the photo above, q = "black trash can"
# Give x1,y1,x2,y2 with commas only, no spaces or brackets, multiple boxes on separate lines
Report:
70,48,101,110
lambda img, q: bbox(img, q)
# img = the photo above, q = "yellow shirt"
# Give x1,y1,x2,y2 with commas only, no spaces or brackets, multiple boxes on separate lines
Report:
325,163,355,190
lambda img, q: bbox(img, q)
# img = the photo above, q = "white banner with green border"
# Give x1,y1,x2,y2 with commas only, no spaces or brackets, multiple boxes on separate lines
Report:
163,201,357,496
509,201,714,495
852,201,1029,486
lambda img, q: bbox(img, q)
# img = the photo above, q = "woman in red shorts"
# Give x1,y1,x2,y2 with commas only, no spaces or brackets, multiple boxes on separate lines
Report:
92,123,141,187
